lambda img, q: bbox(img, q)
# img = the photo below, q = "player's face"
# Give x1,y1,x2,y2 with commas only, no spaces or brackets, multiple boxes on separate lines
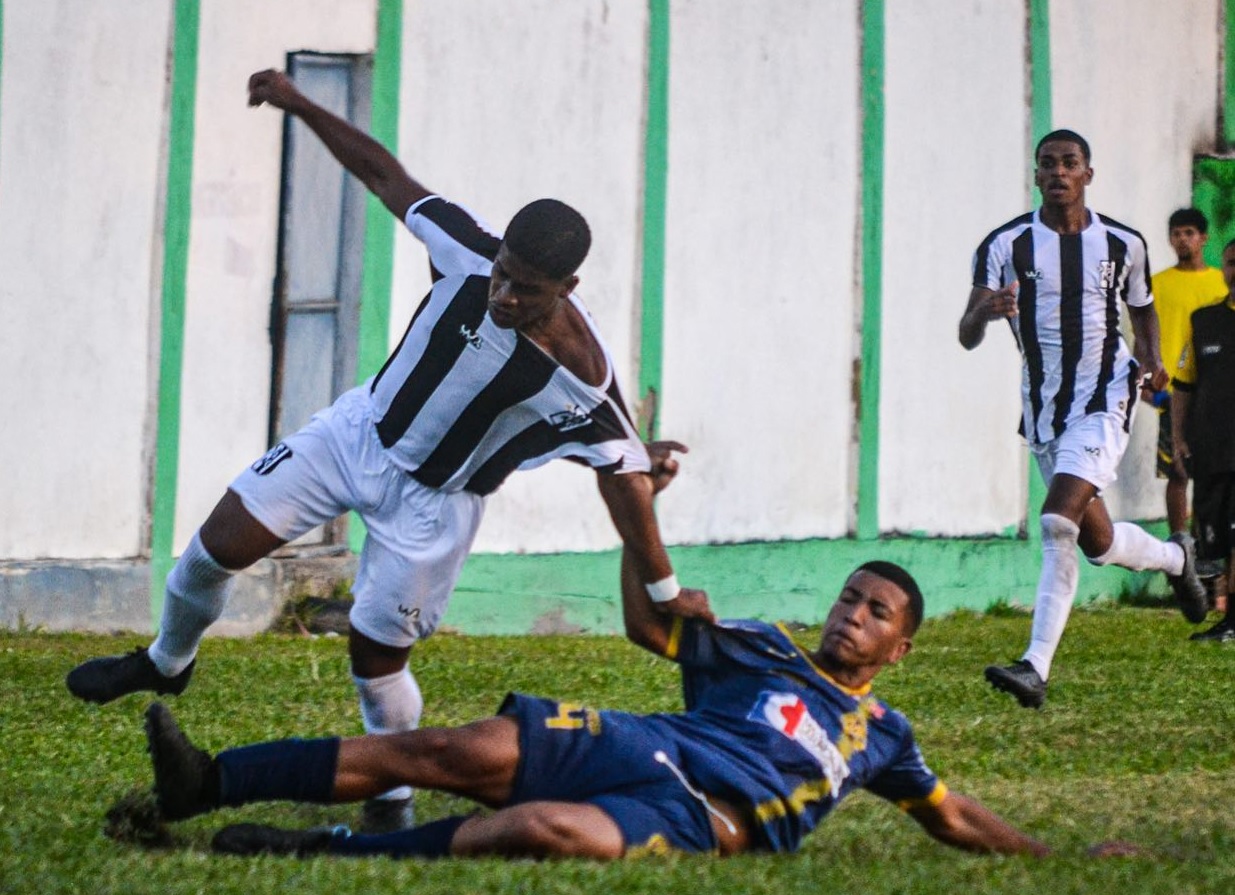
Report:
1034,141,1092,209
488,245,575,331
1221,245,1235,293
1169,225,1207,264
819,571,913,671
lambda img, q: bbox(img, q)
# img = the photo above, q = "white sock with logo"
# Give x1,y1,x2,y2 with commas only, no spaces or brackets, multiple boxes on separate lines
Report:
355,666,423,802
1088,522,1184,575
1022,513,1081,681
148,531,235,676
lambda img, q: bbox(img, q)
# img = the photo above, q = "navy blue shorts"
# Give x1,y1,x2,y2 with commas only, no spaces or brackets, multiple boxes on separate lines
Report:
499,693,718,856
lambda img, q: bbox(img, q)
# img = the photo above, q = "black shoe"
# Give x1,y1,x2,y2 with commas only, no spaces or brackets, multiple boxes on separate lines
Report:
359,796,415,834
1189,620,1235,643
212,823,339,857
66,648,195,705
1167,532,1209,624
144,702,217,821
984,660,1047,709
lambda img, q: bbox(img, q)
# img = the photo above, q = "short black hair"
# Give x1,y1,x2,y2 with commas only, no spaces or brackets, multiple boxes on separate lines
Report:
502,199,592,280
1035,128,1091,163
855,560,924,634
1222,237,1235,255
1168,207,1209,234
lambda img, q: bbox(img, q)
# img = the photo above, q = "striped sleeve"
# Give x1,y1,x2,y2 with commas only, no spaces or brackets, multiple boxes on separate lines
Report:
405,195,502,279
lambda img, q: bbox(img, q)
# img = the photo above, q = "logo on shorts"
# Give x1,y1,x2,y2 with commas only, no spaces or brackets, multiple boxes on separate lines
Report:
1098,260,1118,289
397,604,421,622
459,324,484,350
550,406,593,432
1084,445,1102,456
251,442,293,476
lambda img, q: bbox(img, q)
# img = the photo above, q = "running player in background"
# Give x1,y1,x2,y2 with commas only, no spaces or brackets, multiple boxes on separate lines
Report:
959,130,1207,709
67,68,710,830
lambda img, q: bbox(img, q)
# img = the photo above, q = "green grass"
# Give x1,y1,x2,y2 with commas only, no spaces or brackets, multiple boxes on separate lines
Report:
2,605,1234,894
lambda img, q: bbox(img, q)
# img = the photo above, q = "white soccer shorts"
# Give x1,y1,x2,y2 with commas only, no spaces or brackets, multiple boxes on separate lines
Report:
229,386,485,648
1030,410,1132,493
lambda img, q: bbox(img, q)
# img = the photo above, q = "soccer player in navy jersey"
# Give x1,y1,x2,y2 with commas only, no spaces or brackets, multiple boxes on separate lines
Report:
959,130,1207,709
138,491,1054,860
68,68,710,830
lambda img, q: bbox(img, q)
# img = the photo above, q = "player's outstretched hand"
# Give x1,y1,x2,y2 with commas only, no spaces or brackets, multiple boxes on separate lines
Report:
248,69,305,111
657,587,715,624
646,440,689,495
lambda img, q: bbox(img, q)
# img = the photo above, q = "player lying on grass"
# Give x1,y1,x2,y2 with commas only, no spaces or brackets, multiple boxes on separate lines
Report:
136,507,1061,860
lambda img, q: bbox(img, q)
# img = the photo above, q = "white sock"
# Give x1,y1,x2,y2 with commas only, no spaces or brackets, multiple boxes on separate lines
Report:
1088,522,1184,575
354,666,423,802
1023,514,1081,681
148,531,235,676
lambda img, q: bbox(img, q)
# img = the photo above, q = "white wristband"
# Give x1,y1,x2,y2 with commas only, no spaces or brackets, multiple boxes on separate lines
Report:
645,574,681,604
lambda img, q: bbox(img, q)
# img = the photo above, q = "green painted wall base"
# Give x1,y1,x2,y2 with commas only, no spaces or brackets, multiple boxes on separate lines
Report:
445,528,1167,635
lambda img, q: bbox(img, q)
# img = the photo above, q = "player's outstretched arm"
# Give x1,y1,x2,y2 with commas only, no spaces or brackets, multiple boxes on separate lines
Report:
958,283,1018,350
248,68,430,220
908,792,1051,856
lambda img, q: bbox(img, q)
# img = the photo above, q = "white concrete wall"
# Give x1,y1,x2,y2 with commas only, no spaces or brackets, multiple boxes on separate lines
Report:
880,0,1028,536
0,0,171,558
172,0,378,549
656,0,860,544
397,0,651,553
1050,0,1220,523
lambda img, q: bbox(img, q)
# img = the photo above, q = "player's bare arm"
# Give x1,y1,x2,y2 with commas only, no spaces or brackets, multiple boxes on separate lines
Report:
1127,302,1168,392
958,282,1018,350
908,792,1050,857
1170,385,1193,477
248,68,429,220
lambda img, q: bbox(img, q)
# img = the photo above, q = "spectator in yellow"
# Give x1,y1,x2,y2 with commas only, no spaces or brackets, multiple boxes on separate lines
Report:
1147,208,1226,536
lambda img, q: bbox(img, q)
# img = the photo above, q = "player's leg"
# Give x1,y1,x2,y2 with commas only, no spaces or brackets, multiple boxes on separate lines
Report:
1190,473,1235,641
144,701,520,821
1158,403,1191,534
345,481,486,830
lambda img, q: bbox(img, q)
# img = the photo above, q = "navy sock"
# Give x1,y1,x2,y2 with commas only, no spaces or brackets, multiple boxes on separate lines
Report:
328,815,468,858
216,737,340,807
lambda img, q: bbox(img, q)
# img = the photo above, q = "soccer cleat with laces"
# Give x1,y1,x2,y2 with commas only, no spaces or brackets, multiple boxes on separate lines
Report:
66,647,195,705
1166,532,1209,624
212,823,341,857
984,660,1047,709
144,702,217,821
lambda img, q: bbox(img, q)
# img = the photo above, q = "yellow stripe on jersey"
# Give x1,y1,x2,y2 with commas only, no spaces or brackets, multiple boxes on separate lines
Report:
664,616,684,659
753,779,834,823
776,622,871,697
896,781,949,812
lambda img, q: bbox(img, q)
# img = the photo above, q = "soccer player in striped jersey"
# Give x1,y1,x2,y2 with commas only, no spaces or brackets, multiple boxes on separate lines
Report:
68,68,711,828
959,130,1207,709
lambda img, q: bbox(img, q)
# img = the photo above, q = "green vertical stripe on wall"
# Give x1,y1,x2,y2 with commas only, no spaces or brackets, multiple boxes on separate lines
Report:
150,0,201,625
638,0,670,439
1026,0,1052,537
856,0,885,541
350,0,403,553
1226,0,1235,146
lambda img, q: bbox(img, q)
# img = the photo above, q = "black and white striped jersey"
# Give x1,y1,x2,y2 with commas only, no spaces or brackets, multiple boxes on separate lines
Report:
365,194,650,496
972,209,1151,445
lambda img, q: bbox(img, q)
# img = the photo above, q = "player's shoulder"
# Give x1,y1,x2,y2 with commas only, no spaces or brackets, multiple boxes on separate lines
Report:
1094,212,1149,247
976,211,1035,249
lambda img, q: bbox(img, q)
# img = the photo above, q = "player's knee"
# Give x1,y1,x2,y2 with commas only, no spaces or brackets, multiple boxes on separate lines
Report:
1040,512,1080,549
507,804,622,859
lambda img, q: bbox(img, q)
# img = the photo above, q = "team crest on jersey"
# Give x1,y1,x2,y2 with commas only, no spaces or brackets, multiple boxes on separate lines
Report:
749,691,849,797
550,405,593,432
1098,260,1117,289
459,324,484,350
251,442,293,476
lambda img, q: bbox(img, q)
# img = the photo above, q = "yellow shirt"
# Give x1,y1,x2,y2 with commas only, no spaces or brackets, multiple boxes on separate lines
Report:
1151,266,1227,383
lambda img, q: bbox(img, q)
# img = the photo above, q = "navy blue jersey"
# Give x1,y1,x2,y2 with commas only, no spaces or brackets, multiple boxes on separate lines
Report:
656,618,944,851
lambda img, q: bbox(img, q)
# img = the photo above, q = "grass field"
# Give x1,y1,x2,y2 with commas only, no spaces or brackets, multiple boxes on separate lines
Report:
2,602,1233,894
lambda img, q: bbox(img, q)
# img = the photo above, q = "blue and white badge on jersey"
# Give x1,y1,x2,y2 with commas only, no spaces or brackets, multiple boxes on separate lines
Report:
748,691,849,798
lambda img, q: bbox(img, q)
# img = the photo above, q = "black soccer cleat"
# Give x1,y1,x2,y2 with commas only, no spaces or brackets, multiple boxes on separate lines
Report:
212,823,339,857
1166,532,1209,624
984,660,1047,709
1188,619,1235,643
66,647,195,705
144,702,217,821
359,795,415,834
